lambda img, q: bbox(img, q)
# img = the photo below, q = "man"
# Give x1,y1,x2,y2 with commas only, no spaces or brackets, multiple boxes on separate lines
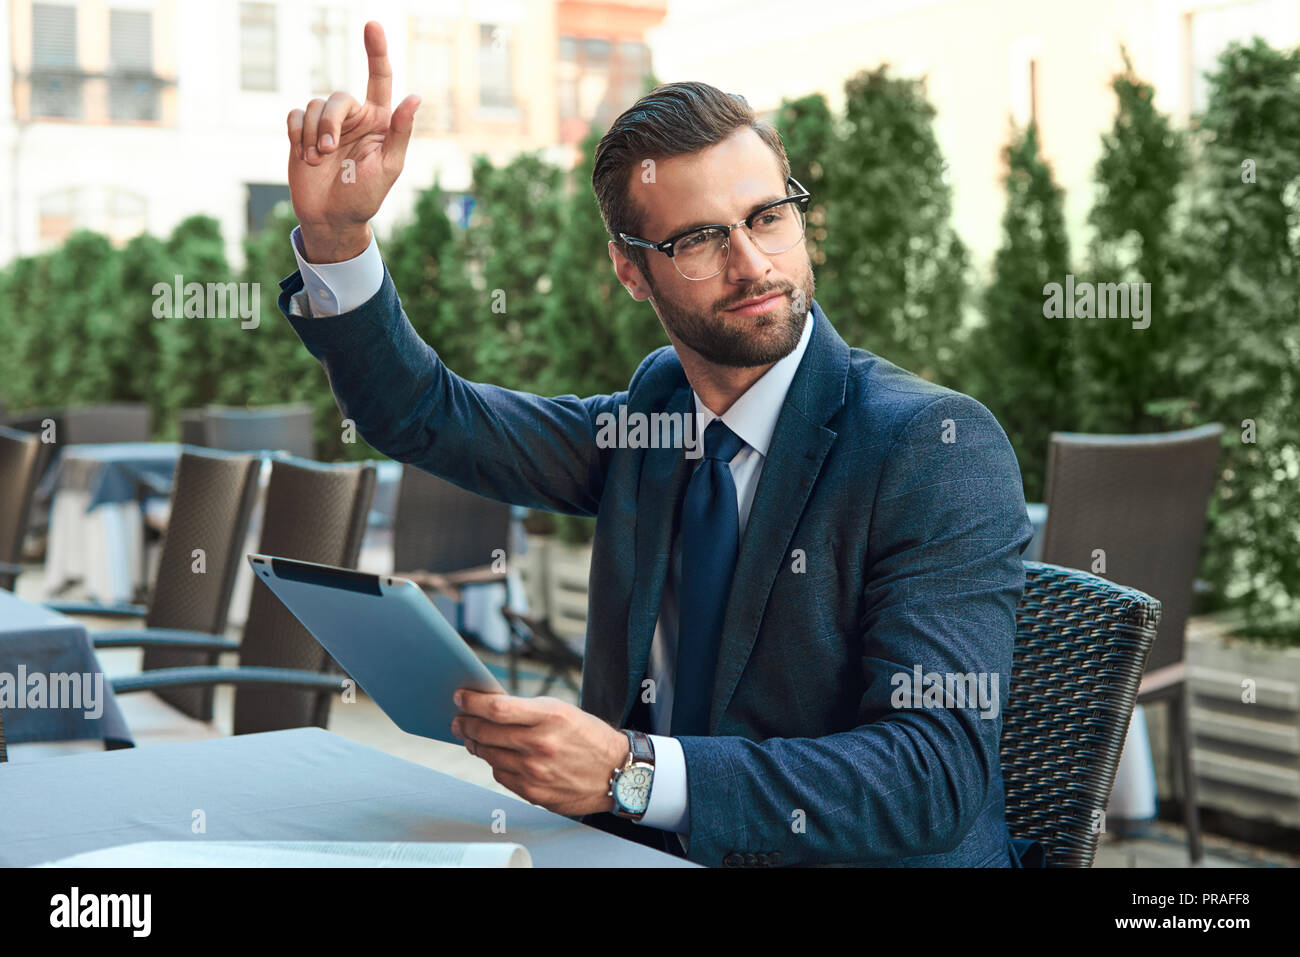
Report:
281,21,1039,867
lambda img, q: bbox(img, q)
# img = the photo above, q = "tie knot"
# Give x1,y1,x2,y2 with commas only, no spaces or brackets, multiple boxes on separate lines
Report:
703,419,745,462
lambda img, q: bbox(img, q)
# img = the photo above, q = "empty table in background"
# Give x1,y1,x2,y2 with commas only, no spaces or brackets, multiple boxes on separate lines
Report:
0,590,133,755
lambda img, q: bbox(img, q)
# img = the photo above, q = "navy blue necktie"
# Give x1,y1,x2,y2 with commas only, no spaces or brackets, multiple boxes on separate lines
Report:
672,419,745,737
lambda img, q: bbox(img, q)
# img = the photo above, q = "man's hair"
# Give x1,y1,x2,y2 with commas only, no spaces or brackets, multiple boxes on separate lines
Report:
592,81,791,274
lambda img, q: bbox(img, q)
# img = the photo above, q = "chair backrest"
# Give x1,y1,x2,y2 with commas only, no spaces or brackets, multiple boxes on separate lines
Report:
1002,561,1161,867
202,403,315,459
179,408,207,447
62,403,152,444
392,465,512,576
141,450,261,721
3,408,61,437
1038,424,1222,674
233,457,376,735
0,704,7,763
0,425,51,585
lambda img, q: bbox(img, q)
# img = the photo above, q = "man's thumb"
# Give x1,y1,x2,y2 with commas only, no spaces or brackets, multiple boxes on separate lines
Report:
384,94,420,170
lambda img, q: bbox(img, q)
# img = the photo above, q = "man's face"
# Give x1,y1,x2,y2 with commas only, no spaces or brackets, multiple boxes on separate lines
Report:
614,127,815,369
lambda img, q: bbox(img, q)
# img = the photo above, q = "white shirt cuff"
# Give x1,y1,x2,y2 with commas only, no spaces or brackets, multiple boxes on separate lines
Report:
289,225,384,316
637,734,689,835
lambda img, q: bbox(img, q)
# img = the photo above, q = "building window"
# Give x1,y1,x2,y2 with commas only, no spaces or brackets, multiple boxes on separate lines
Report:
31,3,81,119
310,6,347,95
39,187,79,247
409,17,456,134
105,189,148,244
558,36,579,121
246,183,291,236
617,40,651,106
241,2,278,92
557,35,652,142
478,24,513,109
39,187,146,248
109,9,159,122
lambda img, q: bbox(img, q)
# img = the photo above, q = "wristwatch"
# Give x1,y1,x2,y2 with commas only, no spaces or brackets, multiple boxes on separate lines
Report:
608,729,655,821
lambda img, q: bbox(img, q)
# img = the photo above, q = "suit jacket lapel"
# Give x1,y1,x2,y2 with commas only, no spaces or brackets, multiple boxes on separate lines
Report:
708,301,849,732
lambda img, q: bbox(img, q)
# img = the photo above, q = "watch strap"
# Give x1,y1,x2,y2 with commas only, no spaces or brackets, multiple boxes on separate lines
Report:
625,729,655,766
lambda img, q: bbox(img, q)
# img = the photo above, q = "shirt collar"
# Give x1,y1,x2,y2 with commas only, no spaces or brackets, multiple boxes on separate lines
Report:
692,310,814,458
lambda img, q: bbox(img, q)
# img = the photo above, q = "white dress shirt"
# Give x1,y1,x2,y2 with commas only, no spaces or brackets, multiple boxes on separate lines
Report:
287,226,815,854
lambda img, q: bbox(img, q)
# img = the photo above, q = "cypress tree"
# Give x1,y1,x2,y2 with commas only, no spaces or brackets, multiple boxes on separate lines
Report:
964,122,1072,503
819,65,968,382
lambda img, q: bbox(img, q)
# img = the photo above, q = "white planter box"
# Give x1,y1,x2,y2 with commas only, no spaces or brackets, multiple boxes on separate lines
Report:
545,540,592,654
516,534,591,655
1148,614,1300,828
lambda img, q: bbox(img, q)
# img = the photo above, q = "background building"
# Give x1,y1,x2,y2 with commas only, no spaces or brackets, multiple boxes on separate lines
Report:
0,0,665,267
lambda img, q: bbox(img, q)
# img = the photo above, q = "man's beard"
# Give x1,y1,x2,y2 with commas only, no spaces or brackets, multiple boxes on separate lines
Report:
647,262,815,369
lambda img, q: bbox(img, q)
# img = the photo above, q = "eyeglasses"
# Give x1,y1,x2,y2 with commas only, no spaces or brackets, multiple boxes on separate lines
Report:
619,176,812,281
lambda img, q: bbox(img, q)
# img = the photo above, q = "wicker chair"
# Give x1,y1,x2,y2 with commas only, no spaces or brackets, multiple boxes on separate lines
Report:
1003,561,1161,867
0,425,52,590
179,409,208,447
3,409,62,547
201,403,315,459
47,450,262,721
1037,424,1222,862
2,407,62,437
107,457,376,735
0,707,7,763
392,464,512,633
62,403,152,444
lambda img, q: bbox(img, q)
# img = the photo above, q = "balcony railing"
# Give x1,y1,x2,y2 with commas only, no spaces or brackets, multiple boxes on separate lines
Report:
18,68,177,124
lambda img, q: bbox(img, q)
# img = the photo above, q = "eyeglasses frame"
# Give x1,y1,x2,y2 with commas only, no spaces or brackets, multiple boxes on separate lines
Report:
617,175,812,281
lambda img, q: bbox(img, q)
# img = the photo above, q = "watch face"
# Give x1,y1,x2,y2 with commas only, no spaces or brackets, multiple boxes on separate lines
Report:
615,764,652,814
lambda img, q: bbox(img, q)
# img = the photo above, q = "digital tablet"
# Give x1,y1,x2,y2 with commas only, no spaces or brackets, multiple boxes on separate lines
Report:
247,553,504,744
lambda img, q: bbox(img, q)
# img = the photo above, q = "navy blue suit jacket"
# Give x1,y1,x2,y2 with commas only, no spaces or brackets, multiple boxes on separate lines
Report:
280,267,1038,867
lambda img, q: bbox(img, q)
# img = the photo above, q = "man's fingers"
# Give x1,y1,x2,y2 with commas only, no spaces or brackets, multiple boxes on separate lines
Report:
301,98,326,165
286,109,305,161
455,687,538,725
382,94,420,171
468,740,525,772
317,91,359,152
458,715,525,751
363,20,392,108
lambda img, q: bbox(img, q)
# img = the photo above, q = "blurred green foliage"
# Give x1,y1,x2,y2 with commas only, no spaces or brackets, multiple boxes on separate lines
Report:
1168,39,1300,634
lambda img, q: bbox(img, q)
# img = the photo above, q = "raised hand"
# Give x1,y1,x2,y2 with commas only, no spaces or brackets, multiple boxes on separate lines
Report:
285,21,420,262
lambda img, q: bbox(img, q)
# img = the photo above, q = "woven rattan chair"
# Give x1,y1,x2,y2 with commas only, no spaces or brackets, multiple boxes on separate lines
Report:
501,538,585,696
47,449,262,721
201,403,315,459
0,425,52,590
392,464,512,630
179,409,207,447
2,407,61,437
0,707,6,763
106,457,376,735
1003,561,1162,867
1037,424,1222,862
3,409,62,548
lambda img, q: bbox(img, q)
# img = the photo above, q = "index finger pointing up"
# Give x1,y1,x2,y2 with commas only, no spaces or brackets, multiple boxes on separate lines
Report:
363,20,391,107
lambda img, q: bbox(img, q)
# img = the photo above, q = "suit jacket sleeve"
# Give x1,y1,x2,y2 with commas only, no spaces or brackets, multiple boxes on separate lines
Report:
278,265,643,516
674,392,1033,866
